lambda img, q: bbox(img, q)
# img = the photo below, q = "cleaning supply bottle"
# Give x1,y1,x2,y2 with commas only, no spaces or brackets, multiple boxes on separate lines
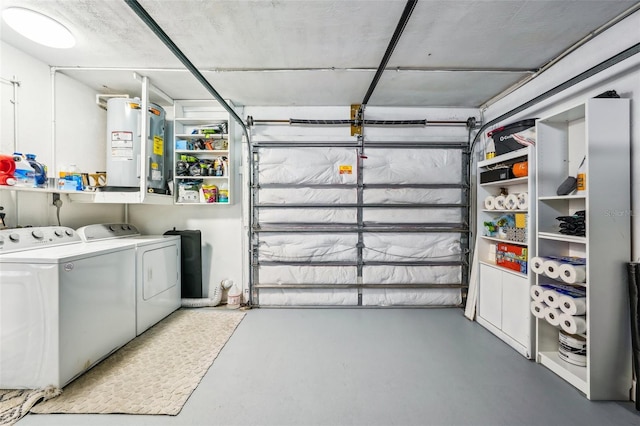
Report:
25,154,47,187
576,156,586,195
0,154,17,186
12,152,35,187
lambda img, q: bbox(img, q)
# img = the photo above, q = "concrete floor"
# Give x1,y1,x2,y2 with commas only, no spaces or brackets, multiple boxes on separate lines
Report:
17,308,640,425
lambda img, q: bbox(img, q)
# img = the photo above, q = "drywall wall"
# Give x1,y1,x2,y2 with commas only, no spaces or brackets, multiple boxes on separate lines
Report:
480,11,640,260
0,41,123,229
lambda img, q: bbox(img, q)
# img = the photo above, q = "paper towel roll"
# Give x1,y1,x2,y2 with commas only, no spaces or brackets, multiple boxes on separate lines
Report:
484,196,496,210
516,192,528,210
559,313,587,335
558,263,587,284
531,257,547,275
544,306,563,326
543,289,561,308
530,301,547,319
494,195,506,210
504,194,518,210
559,295,587,316
530,285,546,302
543,260,561,279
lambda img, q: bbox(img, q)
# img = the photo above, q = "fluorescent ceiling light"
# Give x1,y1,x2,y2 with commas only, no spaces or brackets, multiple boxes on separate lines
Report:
2,7,75,48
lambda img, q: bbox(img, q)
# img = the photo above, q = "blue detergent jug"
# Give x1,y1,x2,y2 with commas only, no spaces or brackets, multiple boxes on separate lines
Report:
26,154,47,187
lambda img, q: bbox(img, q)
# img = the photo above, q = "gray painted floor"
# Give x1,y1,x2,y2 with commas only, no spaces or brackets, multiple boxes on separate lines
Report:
17,308,640,425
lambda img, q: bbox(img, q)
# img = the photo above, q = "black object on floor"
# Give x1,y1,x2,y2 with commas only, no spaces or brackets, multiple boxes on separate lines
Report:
628,263,640,410
164,228,203,298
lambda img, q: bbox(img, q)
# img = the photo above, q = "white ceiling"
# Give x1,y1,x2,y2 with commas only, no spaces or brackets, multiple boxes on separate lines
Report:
1,0,638,107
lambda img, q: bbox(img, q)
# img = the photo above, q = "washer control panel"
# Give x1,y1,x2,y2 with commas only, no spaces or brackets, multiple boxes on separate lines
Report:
0,226,80,253
76,223,140,241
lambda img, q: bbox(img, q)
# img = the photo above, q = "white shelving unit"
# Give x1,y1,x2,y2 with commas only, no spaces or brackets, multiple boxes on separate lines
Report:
476,146,536,358
172,100,235,205
535,98,631,400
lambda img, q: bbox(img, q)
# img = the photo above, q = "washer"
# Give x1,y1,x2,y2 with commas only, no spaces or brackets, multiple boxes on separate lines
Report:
0,226,136,389
76,223,181,336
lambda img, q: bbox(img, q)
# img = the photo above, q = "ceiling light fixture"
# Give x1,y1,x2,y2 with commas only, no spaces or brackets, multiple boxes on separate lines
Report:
2,7,75,49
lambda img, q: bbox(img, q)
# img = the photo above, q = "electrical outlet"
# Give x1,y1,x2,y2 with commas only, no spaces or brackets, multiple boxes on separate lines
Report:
52,193,62,206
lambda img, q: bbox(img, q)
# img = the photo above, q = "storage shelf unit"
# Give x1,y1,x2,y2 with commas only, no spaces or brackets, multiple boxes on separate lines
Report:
535,98,631,400
172,100,235,205
476,144,535,359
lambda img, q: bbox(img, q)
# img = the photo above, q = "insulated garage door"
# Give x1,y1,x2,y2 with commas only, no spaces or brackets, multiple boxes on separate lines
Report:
250,132,470,307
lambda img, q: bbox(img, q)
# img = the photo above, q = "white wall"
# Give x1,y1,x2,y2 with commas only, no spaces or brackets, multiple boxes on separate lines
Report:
1,41,123,229
480,11,640,260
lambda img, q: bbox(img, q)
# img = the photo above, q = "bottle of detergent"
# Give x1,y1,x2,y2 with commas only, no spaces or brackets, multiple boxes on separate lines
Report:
0,154,17,186
25,154,47,187
12,152,36,187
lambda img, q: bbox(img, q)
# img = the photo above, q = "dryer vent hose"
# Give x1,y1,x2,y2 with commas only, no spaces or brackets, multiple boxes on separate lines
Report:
181,298,221,308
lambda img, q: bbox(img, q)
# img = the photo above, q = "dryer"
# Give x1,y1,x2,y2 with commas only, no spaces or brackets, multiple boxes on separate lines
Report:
76,223,181,335
0,226,136,389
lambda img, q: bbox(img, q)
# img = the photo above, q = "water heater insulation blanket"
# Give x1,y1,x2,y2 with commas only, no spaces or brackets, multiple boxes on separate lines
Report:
258,148,357,185
362,149,462,184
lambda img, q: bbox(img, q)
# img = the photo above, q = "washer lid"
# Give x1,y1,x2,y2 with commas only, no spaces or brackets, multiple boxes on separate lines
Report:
0,241,134,264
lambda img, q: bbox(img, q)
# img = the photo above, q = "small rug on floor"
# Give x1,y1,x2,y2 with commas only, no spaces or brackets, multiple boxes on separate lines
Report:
25,309,245,417
0,387,61,426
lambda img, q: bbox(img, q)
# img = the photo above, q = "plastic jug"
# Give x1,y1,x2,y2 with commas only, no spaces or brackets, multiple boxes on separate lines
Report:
0,154,16,186
25,154,47,187
12,153,35,187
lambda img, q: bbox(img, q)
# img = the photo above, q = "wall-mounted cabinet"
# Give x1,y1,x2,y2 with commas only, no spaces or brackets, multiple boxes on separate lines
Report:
173,100,235,205
476,146,535,358
535,98,631,400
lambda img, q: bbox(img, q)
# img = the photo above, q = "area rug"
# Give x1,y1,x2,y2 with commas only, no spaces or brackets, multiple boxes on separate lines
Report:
0,387,61,426
23,308,245,417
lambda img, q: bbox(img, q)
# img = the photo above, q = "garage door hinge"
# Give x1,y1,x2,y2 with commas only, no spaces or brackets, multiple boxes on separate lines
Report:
351,104,363,136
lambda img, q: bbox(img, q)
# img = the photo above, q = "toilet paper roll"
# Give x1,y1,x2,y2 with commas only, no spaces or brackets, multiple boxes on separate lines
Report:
494,195,506,210
484,196,496,210
543,289,561,308
530,301,547,319
558,349,587,367
530,257,547,275
504,194,518,210
516,192,528,210
543,260,561,279
558,263,587,284
544,307,563,326
559,330,587,350
559,313,587,335
530,285,546,302
559,295,587,316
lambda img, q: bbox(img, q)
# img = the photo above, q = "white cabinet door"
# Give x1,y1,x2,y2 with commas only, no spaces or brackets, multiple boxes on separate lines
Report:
478,264,502,328
501,273,530,347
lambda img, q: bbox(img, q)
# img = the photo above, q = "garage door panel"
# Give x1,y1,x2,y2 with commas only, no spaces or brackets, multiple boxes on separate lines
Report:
259,187,357,204
363,233,462,262
362,149,462,184
363,187,463,204
258,147,357,185
259,289,359,306
362,265,461,285
363,208,462,224
259,207,358,224
258,233,358,263
362,288,462,306
258,265,358,285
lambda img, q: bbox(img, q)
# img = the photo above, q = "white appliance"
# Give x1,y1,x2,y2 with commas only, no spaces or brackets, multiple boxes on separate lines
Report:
0,226,136,389
76,223,181,335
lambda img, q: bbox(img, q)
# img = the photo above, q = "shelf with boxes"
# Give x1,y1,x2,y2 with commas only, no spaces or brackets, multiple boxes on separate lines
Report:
533,97,631,400
172,100,236,205
476,136,536,358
